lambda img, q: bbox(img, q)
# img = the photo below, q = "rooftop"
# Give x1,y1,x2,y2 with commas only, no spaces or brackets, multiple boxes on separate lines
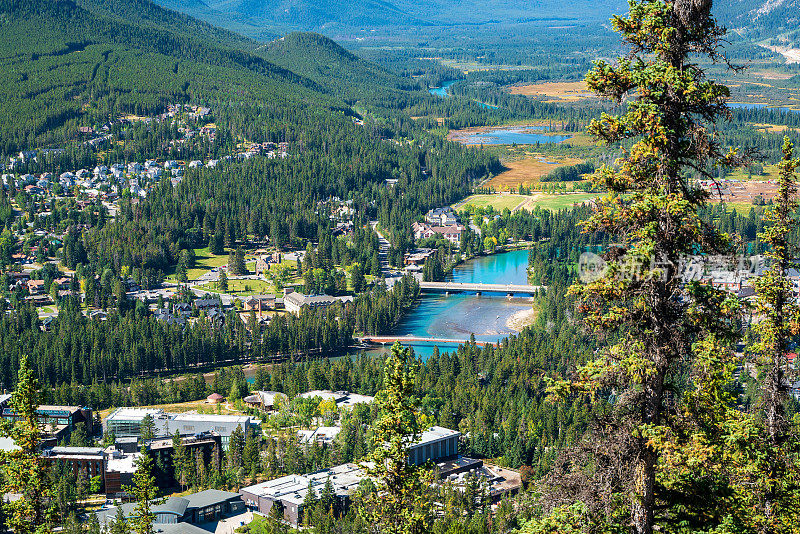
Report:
106,451,139,474
240,463,365,507
297,390,374,408
184,489,241,510
169,413,253,423
410,426,461,449
298,426,341,444
106,407,165,421
154,524,210,534
245,391,287,407
37,405,83,414
43,446,104,457
98,496,189,525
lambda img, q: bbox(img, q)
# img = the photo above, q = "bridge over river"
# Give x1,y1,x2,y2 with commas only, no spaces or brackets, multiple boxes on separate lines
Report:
418,281,545,295
357,336,498,348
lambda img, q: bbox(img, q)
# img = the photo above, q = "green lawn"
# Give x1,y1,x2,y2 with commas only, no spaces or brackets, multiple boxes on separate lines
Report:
196,278,277,297
456,193,600,212
724,164,780,182
164,246,231,281
525,193,600,211
720,201,759,215
455,194,527,212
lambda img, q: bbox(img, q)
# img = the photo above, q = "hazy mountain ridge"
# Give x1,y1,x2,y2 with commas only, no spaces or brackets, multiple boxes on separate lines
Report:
152,0,629,39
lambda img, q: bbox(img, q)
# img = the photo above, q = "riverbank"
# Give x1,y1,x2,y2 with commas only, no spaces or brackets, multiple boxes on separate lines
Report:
447,124,573,146
506,306,536,331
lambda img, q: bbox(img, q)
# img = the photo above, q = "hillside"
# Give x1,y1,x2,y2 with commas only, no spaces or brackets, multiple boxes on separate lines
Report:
261,33,422,102
712,0,800,51
0,0,417,153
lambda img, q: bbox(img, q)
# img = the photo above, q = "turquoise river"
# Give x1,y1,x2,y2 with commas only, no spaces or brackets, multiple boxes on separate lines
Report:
362,249,534,359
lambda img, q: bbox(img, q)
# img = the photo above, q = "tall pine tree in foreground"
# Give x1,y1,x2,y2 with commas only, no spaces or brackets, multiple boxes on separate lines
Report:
0,355,55,534
542,1,745,533
748,137,800,531
361,341,433,534
124,448,160,534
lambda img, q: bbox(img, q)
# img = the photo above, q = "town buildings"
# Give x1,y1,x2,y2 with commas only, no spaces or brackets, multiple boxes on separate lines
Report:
103,408,259,448
297,390,375,409
0,395,93,444
412,221,465,245
148,432,223,489
243,390,288,411
426,207,458,226
407,426,460,465
97,489,244,529
239,425,521,527
41,446,106,486
283,290,354,314
240,462,364,526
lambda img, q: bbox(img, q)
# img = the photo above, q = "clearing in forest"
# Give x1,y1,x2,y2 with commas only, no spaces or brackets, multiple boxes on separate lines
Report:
484,155,585,190
456,192,599,212
507,81,592,102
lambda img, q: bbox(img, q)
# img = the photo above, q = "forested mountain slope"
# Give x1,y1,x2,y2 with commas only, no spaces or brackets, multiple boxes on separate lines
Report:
715,0,800,47
262,33,421,102
0,0,335,153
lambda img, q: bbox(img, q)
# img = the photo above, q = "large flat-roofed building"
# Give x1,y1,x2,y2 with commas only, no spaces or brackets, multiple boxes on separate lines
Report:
408,426,460,466
240,463,364,527
103,408,259,448
104,408,164,437
104,447,139,496
164,414,258,448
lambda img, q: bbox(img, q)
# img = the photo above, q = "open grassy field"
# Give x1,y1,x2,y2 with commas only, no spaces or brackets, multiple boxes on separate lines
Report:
752,123,796,134
454,194,527,212
484,155,586,190
721,202,759,215
196,278,277,297
456,193,599,212
161,246,232,281
507,81,593,102
561,131,599,147
517,193,600,211
724,164,781,182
